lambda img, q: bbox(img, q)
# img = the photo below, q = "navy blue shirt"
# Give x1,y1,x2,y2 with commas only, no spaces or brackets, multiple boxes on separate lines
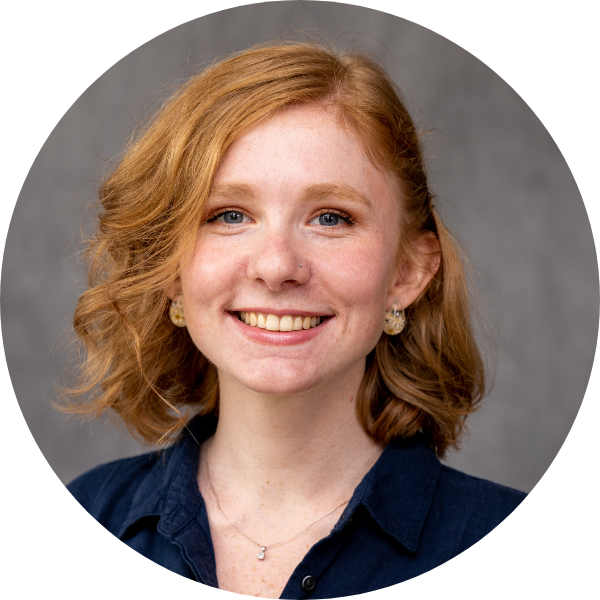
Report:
68,417,525,598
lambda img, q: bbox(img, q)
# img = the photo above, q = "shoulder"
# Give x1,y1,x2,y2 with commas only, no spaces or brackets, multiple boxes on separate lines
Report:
67,452,159,506
67,451,165,534
434,464,527,549
66,418,210,537
438,464,526,510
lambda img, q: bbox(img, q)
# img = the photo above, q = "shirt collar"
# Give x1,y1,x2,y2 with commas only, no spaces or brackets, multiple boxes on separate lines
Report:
333,436,441,553
117,416,216,539
118,417,441,553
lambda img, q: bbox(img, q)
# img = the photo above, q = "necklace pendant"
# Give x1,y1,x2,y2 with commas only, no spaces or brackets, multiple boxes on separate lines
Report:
258,546,266,560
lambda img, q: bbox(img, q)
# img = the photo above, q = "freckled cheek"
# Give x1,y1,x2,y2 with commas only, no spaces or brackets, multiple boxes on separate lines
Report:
323,247,391,310
181,244,244,318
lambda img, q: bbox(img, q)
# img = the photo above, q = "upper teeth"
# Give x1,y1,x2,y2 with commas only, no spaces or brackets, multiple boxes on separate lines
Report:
239,312,322,331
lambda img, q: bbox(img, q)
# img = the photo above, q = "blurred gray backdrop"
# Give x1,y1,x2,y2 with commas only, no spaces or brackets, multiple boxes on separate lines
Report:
2,1,597,493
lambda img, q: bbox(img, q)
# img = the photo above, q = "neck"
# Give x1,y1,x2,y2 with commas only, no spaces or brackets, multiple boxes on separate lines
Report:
203,359,383,511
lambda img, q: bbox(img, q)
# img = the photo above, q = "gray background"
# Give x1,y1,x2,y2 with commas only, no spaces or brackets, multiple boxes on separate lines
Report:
2,1,597,493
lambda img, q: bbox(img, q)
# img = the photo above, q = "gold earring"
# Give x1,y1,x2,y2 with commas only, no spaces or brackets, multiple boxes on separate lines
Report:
169,294,186,327
383,300,405,335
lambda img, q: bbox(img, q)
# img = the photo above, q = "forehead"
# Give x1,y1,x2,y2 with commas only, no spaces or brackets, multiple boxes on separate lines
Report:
212,105,397,210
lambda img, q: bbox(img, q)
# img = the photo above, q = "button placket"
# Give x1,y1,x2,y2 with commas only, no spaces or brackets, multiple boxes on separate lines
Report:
280,504,359,598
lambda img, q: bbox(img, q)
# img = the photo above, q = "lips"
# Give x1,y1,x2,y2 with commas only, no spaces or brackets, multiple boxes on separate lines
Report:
237,311,328,331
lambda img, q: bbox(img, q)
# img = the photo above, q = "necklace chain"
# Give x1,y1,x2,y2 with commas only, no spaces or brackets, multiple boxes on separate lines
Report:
204,443,350,560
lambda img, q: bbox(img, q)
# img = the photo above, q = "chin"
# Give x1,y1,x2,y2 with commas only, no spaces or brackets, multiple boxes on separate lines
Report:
232,367,330,397
241,378,322,397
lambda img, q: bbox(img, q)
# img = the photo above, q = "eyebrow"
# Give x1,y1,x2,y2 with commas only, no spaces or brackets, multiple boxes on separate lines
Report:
208,183,255,200
207,182,373,208
302,183,373,208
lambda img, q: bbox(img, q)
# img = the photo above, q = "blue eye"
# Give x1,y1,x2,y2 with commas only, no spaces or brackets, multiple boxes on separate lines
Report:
318,213,340,226
221,211,245,223
309,211,354,227
207,210,249,224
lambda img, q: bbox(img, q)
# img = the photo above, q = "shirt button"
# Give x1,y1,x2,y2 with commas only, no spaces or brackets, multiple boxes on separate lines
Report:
301,575,316,593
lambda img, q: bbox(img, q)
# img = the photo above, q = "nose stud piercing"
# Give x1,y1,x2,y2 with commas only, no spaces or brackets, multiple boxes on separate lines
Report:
169,294,187,327
299,263,302,267
383,300,406,335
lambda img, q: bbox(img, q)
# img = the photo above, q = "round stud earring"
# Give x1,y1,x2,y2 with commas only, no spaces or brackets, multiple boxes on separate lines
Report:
383,300,406,335
169,294,186,327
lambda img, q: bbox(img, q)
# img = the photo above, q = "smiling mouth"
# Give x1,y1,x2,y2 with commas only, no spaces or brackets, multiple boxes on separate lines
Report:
237,311,329,331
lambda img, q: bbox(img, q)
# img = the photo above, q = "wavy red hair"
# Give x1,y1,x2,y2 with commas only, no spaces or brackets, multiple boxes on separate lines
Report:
59,41,485,456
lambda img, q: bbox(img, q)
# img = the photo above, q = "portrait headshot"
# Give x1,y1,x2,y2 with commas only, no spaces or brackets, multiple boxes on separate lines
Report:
2,1,598,598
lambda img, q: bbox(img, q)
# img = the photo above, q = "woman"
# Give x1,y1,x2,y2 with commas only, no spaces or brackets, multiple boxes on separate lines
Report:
65,42,525,598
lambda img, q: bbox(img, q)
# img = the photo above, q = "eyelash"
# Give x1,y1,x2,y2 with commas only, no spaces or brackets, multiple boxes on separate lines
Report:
205,208,250,224
311,209,356,226
204,207,356,226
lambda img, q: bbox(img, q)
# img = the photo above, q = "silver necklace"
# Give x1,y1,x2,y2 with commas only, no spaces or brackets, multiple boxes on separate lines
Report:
205,445,350,560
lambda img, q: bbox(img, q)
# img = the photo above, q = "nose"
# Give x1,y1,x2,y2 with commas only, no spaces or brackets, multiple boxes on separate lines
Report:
247,231,309,291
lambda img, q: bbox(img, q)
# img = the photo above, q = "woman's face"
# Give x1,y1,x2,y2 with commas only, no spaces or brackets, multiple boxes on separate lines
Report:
173,105,422,396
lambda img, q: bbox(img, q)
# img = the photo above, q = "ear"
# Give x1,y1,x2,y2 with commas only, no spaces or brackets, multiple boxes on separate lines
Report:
167,278,182,301
386,233,440,310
